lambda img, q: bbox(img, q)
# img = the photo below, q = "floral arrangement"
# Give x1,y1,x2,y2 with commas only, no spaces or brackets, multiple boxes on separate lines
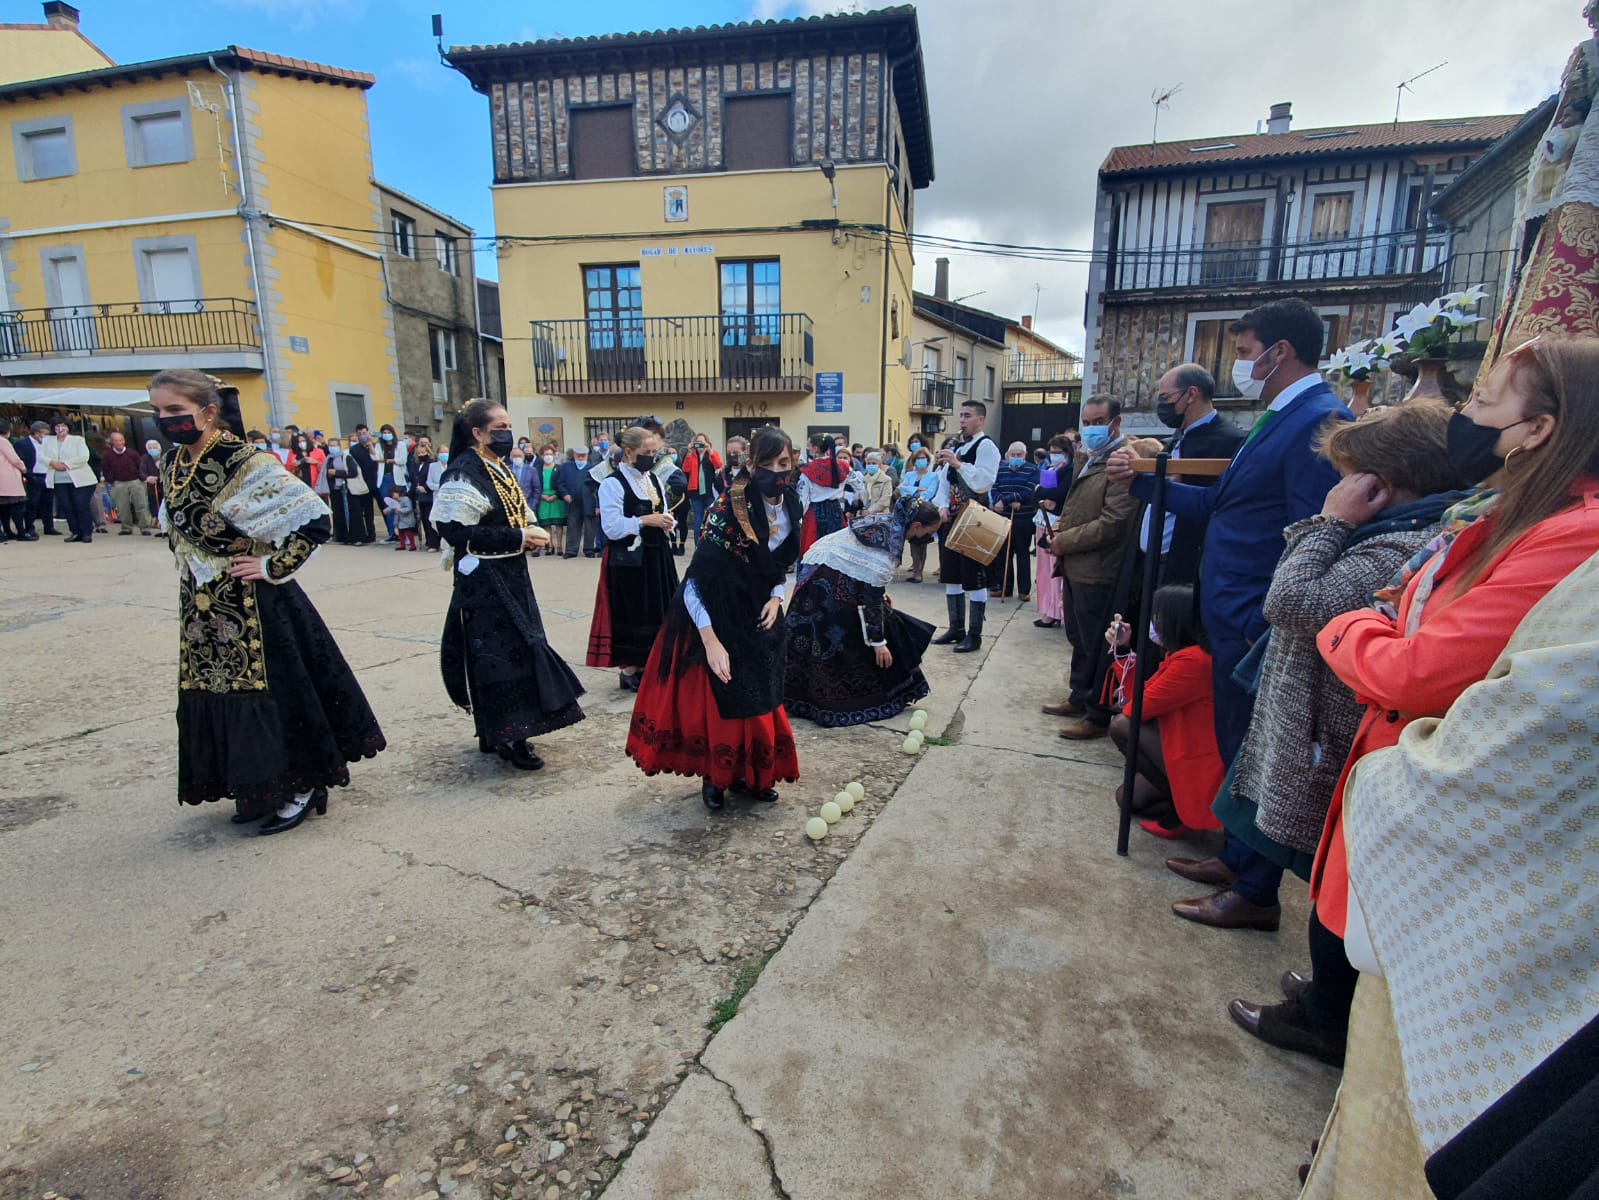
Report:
1325,337,1391,384
1387,286,1490,361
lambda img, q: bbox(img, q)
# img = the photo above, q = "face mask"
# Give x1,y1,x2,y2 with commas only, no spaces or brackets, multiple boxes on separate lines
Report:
543,454,555,465
667,452,678,462
329,445,341,453
510,456,524,466
913,459,930,471
866,464,879,475
1446,410,1528,482
158,414,203,445
908,441,921,451
438,452,448,464
728,453,742,466
1049,452,1067,465
1080,425,1112,452
1155,397,1184,429
486,429,514,458
752,467,791,498
1148,621,1163,647
146,445,161,457
1007,457,1026,468
253,441,268,450
1232,344,1281,403
358,433,370,443
270,432,282,445
599,440,609,450
381,432,394,443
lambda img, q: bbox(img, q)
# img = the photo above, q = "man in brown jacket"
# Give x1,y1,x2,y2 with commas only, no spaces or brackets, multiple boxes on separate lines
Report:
1043,397,1139,739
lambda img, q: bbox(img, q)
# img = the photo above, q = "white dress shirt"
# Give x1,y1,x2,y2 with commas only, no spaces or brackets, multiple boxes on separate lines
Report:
684,499,792,629
599,464,662,541
948,435,1000,496
1140,409,1218,555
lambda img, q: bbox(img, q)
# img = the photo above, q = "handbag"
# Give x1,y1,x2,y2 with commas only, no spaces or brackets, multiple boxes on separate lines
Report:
345,464,370,496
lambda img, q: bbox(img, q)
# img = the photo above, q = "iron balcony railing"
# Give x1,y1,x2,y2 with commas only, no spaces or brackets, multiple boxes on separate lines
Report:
1006,353,1083,383
910,369,955,413
0,297,261,360
1393,248,1518,342
1109,229,1454,293
530,313,814,396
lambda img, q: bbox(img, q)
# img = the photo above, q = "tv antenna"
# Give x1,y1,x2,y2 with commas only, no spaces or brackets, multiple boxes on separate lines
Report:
1032,283,1045,326
1150,84,1182,160
1394,62,1447,124
431,13,445,61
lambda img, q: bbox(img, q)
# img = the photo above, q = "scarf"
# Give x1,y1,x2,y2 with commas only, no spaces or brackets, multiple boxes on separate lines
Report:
1373,489,1500,631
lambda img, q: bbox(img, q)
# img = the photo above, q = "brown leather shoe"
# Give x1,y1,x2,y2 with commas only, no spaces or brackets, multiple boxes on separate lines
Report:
1058,719,1108,740
1164,856,1237,886
1171,889,1281,931
1227,998,1346,1066
1041,699,1085,717
1281,969,1311,1002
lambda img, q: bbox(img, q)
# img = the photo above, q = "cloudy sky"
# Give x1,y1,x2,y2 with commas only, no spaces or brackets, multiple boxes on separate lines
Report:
55,0,1585,353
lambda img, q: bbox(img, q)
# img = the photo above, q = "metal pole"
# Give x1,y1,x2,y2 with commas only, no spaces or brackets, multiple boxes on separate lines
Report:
1117,452,1168,857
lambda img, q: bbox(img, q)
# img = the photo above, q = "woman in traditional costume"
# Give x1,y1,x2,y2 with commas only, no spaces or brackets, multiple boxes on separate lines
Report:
147,369,385,835
796,436,854,553
783,498,940,727
434,399,585,771
586,425,680,692
626,426,803,811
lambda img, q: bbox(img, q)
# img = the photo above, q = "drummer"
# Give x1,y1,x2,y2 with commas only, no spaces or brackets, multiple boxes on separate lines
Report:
929,399,1002,654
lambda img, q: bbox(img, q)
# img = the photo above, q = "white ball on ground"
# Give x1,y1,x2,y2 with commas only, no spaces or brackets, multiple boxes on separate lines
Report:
907,729,925,747
909,710,928,731
845,781,865,801
805,817,829,840
837,792,855,813
820,802,842,824
901,737,921,755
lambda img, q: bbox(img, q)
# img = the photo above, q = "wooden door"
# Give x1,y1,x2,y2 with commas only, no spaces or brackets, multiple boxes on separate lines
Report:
1201,200,1266,285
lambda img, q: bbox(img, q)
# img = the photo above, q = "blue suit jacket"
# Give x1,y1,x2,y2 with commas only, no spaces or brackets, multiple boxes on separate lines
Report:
1132,380,1351,646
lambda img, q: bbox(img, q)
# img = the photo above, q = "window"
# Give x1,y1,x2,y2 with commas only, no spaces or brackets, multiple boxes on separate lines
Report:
583,264,645,380
722,94,793,172
429,326,456,384
954,355,970,395
435,231,457,274
1191,317,1244,397
983,364,996,403
13,116,76,181
1200,199,1267,285
392,213,416,259
1308,191,1355,241
334,391,370,437
720,259,782,378
569,105,635,181
133,236,202,313
122,101,192,168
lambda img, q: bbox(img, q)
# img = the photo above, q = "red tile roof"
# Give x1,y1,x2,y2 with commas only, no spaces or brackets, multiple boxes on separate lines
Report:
1101,114,1524,177
231,46,374,87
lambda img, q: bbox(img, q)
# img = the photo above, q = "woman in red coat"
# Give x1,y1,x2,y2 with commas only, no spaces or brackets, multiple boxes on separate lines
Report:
1109,583,1224,839
1298,334,1599,1197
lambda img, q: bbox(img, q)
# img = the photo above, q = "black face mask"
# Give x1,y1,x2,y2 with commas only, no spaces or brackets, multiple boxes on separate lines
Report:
486,429,514,458
1155,398,1183,429
753,467,791,498
634,453,655,471
1446,410,1526,483
158,414,203,445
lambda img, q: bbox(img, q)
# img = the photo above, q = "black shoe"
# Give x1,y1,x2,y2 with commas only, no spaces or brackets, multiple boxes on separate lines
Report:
42,528,60,536
619,672,642,692
753,788,779,803
702,779,725,811
497,739,544,770
953,600,986,654
61,535,84,543
931,593,966,645
478,736,497,754
229,810,265,825
258,788,328,836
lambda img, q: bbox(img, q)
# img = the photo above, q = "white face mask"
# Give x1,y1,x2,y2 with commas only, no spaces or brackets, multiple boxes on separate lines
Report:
1232,343,1281,403
1148,620,1163,647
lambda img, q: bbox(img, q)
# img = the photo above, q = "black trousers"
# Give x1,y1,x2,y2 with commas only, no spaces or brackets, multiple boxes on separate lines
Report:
328,488,351,543
1062,577,1115,723
0,498,25,537
55,482,96,540
1301,906,1359,1040
417,494,438,550
564,502,589,557
348,491,376,543
1001,514,1033,596
26,475,54,533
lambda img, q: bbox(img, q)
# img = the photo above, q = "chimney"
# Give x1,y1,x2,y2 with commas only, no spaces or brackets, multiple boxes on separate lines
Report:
1021,314,1033,330
42,2,81,30
934,257,950,301
1266,102,1292,136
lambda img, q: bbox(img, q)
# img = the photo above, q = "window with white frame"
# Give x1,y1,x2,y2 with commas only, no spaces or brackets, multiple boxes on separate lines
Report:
954,354,969,394
122,100,192,168
392,212,416,259
983,364,996,402
13,117,76,181
429,326,456,384
435,231,457,274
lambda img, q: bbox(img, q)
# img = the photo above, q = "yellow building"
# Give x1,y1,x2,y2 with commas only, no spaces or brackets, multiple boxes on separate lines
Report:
444,7,933,452
0,3,111,87
0,28,401,440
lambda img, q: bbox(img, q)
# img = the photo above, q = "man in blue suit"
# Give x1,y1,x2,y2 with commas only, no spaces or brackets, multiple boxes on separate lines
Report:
1107,297,1350,930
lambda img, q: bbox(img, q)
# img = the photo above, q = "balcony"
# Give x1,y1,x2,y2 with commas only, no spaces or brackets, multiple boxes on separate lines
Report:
1107,229,1455,296
0,298,264,377
1005,353,1082,389
910,369,955,413
530,313,814,397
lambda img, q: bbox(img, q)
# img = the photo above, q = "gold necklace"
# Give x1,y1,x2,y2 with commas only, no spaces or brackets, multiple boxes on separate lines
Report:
475,446,528,529
167,429,226,502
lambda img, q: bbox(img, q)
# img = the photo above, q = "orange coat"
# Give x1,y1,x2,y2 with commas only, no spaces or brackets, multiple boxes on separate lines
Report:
1310,481,1599,936
1126,644,1224,831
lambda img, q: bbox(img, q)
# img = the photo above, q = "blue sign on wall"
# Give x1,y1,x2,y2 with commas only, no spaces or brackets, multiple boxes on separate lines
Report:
815,372,844,413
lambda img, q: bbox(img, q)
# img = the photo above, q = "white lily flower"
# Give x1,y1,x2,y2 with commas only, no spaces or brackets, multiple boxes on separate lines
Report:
1441,284,1491,313
1394,300,1444,342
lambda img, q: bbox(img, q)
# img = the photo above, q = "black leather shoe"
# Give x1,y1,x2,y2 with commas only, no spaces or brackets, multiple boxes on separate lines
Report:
1227,998,1346,1066
258,788,328,836
497,740,544,770
230,810,265,825
619,672,641,692
752,788,779,803
702,780,725,811
1281,969,1312,1002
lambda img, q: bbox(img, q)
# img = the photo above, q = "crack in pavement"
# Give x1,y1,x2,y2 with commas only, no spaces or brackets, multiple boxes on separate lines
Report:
349,836,527,897
957,738,1126,769
0,713,166,758
697,1064,794,1200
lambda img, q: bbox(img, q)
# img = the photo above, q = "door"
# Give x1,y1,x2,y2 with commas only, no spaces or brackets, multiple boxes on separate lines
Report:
724,416,780,447
47,254,95,354
145,248,200,313
583,265,645,382
1201,200,1266,285
720,260,781,380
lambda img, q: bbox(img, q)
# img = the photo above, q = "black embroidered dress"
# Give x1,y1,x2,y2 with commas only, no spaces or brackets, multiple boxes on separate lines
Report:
586,467,680,668
434,449,586,746
161,435,385,818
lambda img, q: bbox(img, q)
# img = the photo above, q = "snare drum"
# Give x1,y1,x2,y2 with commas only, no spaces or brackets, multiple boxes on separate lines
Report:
945,502,1010,566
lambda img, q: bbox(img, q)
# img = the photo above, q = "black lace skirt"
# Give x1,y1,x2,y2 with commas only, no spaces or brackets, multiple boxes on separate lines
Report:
177,580,385,818
784,583,934,728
